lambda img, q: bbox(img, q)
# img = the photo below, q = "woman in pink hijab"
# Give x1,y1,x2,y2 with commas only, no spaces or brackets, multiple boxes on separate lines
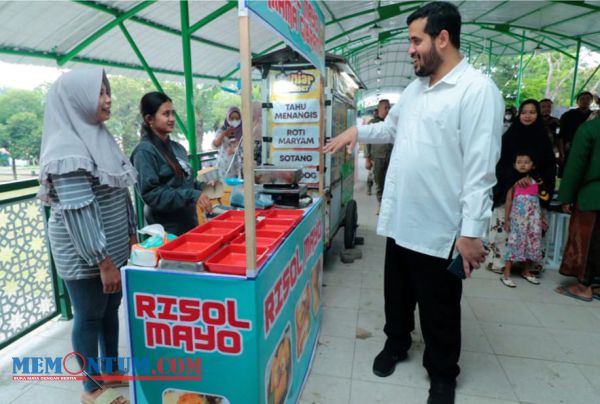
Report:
212,107,242,178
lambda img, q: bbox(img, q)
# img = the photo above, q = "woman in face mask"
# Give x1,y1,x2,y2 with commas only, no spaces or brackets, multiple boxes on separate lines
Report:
503,106,516,134
484,100,556,279
212,107,243,179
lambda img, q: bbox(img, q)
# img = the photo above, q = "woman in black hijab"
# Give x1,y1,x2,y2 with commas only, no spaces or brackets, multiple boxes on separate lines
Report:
485,99,556,276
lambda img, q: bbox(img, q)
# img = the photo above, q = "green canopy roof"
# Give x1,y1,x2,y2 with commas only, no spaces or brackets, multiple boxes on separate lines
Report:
0,1,598,91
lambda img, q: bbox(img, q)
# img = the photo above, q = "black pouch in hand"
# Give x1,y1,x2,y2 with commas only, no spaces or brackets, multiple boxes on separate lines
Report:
447,254,467,279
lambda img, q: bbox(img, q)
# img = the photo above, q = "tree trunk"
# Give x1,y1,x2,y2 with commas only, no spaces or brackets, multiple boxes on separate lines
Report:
195,102,204,157
11,156,17,180
195,120,203,153
545,54,553,98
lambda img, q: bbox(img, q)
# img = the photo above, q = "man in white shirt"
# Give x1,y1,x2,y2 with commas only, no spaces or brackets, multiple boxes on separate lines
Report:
324,2,503,403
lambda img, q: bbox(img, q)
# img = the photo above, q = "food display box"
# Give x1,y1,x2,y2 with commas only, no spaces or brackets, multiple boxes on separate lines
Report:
256,218,296,236
204,244,269,276
230,230,285,253
265,209,305,226
122,199,324,404
213,210,262,223
189,220,244,242
157,234,224,262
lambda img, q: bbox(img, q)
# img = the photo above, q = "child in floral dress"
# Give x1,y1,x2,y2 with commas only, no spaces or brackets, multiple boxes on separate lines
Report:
501,153,544,287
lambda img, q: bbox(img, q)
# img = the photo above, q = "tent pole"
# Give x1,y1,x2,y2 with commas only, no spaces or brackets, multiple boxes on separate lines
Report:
119,23,187,136
515,31,526,107
577,63,600,94
318,75,325,196
180,0,199,172
486,39,492,76
570,38,582,106
239,4,257,277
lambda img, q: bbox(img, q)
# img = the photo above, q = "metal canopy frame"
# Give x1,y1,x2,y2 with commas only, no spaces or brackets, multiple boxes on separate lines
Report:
0,0,599,147
321,1,600,104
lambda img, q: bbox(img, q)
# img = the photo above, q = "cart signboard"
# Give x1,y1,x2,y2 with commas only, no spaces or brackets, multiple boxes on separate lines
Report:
267,68,322,187
271,124,320,148
245,0,325,74
271,150,320,167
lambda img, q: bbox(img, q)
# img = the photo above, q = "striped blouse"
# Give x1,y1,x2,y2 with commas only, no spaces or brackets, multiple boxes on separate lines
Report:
47,170,136,280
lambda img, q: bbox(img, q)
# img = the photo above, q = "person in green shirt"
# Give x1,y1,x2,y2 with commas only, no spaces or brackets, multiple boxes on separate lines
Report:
555,117,600,302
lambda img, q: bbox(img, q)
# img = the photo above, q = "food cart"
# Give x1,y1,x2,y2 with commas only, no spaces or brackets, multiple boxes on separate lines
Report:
253,48,364,249
122,1,329,403
122,201,323,404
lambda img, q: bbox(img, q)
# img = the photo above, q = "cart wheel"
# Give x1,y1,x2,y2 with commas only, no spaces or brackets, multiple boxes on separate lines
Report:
344,199,358,249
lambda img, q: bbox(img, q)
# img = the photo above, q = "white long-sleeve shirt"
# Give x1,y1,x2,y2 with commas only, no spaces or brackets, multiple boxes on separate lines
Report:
358,58,504,259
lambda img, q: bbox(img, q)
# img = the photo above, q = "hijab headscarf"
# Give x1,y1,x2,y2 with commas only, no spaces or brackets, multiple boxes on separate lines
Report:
493,99,556,208
38,68,137,203
220,106,243,141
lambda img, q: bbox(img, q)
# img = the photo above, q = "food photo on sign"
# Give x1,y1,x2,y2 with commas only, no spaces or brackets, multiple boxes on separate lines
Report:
162,389,229,404
265,324,293,404
311,258,322,315
294,283,312,358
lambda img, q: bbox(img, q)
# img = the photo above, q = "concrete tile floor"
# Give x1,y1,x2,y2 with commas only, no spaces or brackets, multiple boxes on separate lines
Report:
2,158,600,403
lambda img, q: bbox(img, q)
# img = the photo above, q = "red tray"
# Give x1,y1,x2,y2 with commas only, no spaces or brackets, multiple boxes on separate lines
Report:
230,230,284,252
256,218,296,236
204,245,269,276
255,209,269,217
265,209,304,225
190,220,243,242
157,234,224,262
213,210,260,223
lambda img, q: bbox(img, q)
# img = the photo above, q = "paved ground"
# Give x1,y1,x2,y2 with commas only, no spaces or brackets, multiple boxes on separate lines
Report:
2,155,600,403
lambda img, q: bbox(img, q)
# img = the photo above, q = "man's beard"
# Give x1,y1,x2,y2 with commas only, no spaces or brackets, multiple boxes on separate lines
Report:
414,46,443,77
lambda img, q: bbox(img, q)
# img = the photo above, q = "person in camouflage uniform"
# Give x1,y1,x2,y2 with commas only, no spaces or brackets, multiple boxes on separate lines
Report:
365,99,392,209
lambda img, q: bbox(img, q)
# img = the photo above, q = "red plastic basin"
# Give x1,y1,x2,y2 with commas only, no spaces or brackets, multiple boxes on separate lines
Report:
256,218,296,236
265,209,304,225
213,210,260,223
157,234,224,262
189,221,243,242
204,245,269,276
255,209,269,217
230,230,284,252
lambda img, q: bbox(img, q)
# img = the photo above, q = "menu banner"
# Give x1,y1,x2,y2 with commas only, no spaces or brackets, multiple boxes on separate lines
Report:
267,68,322,188
271,150,320,168
299,166,319,187
271,125,319,149
272,100,320,123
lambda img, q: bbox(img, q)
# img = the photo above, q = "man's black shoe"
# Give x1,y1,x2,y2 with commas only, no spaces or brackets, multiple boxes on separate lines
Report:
427,379,456,404
372,349,407,377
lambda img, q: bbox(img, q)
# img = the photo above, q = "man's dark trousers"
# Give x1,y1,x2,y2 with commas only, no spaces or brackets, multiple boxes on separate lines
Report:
383,237,462,382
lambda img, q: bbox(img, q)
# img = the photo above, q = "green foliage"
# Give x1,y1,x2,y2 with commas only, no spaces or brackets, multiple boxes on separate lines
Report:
196,83,261,131
472,48,597,108
3,112,42,163
0,89,44,124
0,73,265,167
196,84,237,132
0,89,45,169
104,76,191,156
105,77,260,155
